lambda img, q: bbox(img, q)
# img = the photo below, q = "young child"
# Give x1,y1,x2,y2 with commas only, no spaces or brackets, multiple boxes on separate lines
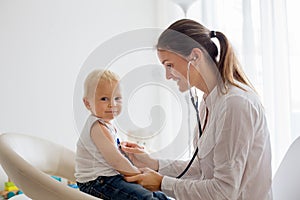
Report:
75,69,169,200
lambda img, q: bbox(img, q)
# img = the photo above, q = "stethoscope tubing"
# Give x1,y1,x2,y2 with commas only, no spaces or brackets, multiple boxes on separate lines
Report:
176,61,203,179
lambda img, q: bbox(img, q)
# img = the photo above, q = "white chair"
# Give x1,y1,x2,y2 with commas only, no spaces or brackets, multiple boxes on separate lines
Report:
272,136,300,200
0,133,99,200
7,194,32,200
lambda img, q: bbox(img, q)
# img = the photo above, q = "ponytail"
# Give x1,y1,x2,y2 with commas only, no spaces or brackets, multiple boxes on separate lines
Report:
214,31,254,92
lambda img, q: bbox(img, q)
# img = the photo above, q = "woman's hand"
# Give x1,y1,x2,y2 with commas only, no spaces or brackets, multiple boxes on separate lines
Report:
120,141,159,170
124,168,163,192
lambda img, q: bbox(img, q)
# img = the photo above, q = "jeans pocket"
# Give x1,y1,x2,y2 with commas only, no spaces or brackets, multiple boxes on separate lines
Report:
88,177,111,199
77,181,90,193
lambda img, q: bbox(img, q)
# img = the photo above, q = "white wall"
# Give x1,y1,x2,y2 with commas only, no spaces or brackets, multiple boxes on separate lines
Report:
0,0,161,190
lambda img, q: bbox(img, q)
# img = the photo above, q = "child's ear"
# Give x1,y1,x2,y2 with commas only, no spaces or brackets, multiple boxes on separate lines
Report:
83,98,91,110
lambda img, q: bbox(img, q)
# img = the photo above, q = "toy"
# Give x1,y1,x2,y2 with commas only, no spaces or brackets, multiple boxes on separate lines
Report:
67,180,78,189
4,182,18,192
16,190,23,195
51,176,62,182
0,180,23,199
6,192,15,199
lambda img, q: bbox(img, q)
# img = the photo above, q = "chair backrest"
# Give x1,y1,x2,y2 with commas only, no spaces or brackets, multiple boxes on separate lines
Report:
272,136,300,200
0,133,99,200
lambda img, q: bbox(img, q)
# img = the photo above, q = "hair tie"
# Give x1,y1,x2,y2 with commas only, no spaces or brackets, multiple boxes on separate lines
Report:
210,31,217,38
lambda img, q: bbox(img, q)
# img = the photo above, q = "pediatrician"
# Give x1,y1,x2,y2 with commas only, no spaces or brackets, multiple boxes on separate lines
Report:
122,19,272,200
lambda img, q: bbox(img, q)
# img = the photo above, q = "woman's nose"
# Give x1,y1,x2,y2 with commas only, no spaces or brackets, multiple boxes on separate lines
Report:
166,70,172,80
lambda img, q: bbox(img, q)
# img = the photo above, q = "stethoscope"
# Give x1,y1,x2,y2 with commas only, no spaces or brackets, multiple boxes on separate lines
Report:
176,58,203,179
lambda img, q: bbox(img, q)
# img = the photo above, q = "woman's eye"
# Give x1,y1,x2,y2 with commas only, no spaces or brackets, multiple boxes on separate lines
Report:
166,64,173,70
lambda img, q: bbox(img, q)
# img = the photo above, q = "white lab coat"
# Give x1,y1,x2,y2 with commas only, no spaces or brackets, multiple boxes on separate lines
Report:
159,83,272,200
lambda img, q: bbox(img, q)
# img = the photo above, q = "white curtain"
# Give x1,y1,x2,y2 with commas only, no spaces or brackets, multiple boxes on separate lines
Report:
258,0,292,173
160,0,299,174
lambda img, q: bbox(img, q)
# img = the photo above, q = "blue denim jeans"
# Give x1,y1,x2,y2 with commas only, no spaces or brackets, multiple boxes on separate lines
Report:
77,175,170,200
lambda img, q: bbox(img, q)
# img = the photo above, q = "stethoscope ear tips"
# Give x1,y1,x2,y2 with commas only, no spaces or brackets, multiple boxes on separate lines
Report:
190,57,197,62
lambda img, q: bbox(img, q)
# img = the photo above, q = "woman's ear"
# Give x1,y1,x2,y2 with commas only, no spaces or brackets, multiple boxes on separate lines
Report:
83,97,91,110
189,48,202,62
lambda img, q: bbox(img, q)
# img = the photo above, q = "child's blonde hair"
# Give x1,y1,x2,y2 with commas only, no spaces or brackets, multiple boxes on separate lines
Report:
83,69,120,98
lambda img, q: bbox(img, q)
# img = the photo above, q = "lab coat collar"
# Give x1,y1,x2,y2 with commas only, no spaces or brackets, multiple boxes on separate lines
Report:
202,85,219,110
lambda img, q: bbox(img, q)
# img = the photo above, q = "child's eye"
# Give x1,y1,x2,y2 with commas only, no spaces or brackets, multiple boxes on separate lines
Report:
115,97,122,101
100,97,109,101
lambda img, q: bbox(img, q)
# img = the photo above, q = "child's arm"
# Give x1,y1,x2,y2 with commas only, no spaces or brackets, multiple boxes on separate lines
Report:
90,122,140,176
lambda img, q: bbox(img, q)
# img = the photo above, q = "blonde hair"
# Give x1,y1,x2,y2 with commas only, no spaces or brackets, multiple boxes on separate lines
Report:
83,69,120,98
